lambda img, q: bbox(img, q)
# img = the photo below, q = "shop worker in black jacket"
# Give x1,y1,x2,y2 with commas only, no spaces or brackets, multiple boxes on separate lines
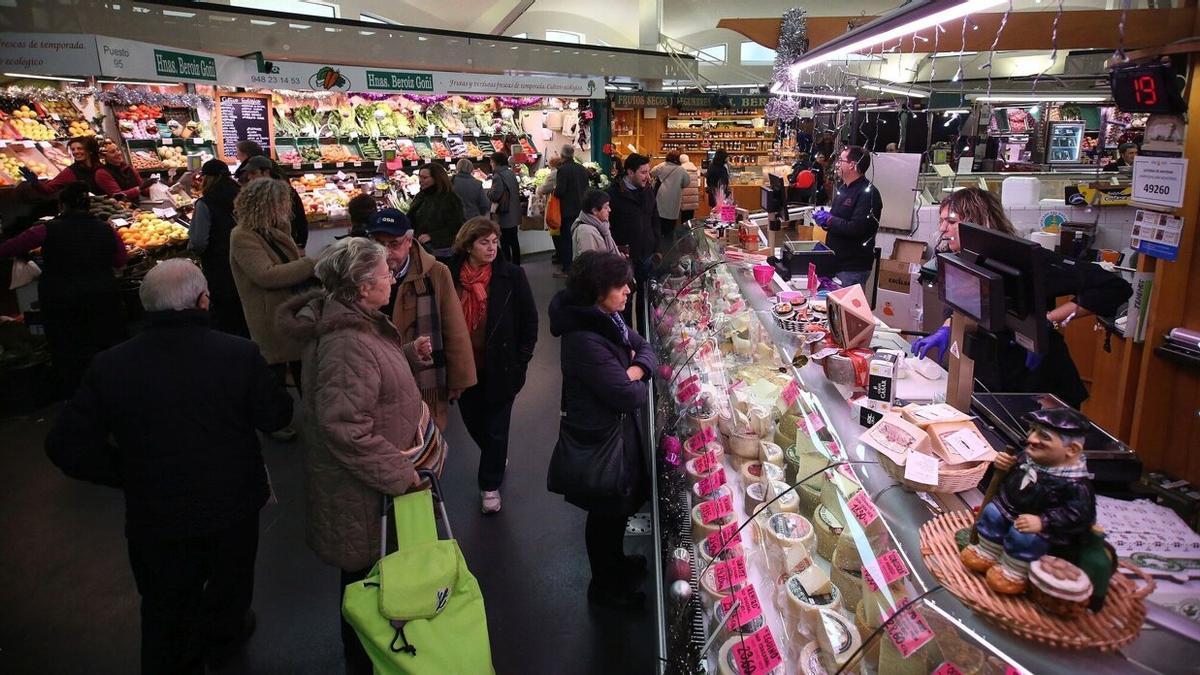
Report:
812,145,882,288
45,259,294,675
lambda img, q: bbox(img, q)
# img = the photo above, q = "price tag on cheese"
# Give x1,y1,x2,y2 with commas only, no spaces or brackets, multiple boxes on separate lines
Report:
780,380,800,407
152,207,177,219
696,467,727,498
933,663,965,675
712,555,748,591
846,490,879,528
724,298,745,314
943,428,991,461
162,138,173,145
676,381,700,404
903,451,940,487
313,162,323,169
685,425,717,454
705,520,740,553
731,626,783,674
693,448,719,474
700,493,734,524
678,373,699,389
806,411,825,434
719,584,762,631
863,549,910,592
836,462,859,484
882,607,935,658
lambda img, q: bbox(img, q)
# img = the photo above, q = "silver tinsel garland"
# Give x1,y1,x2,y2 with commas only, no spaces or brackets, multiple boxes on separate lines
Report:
0,85,212,109
766,96,799,122
771,8,809,90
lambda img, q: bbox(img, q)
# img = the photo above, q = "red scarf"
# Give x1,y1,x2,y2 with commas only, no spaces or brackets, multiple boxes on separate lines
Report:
458,261,492,331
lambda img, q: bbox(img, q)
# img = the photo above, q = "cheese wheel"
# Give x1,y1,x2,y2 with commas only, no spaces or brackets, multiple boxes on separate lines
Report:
763,512,817,556
785,570,845,635
685,439,724,461
713,598,766,642
831,530,864,572
855,600,881,670
745,481,767,515
698,534,745,564
692,503,736,542
699,565,729,608
759,440,785,467
689,410,719,435
729,431,761,459
693,481,733,503
813,505,844,560
717,636,782,675
740,460,784,485
815,608,862,671
830,565,864,611
796,483,823,518
766,481,800,514
686,456,721,483
799,642,831,675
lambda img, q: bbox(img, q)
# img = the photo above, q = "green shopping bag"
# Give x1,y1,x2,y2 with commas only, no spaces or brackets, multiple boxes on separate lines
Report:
342,485,495,675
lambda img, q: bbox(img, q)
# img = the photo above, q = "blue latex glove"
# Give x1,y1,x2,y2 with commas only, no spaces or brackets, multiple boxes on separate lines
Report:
18,166,38,183
912,325,950,362
1024,350,1044,371
812,208,831,227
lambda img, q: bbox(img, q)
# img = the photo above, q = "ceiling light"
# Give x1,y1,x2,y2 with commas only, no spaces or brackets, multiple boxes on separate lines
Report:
943,109,970,114
931,50,978,58
862,84,930,98
161,10,195,18
769,84,856,101
250,19,275,26
418,36,428,41
967,93,1107,102
4,73,86,82
788,0,1005,74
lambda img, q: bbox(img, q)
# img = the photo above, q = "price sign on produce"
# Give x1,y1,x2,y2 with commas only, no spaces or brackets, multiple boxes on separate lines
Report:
731,626,783,674
712,555,748,591
700,493,734,524
1132,155,1186,209
933,663,965,675
780,380,800,407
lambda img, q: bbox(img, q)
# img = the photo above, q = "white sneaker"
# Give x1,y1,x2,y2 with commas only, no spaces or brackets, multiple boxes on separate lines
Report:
481,490,502,514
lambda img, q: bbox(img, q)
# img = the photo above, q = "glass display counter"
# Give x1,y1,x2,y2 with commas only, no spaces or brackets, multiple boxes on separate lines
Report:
645,225,1196,675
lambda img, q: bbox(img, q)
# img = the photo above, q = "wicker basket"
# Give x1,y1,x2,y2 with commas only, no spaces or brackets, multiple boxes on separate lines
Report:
877,450,989,494
919,511,1154,652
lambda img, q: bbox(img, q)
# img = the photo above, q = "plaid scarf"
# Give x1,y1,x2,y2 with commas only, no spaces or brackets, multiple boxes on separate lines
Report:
1017,458,1091,490
407,265,447,408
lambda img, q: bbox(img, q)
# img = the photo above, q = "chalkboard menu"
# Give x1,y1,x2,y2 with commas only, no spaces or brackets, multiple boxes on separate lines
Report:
216,93,271,161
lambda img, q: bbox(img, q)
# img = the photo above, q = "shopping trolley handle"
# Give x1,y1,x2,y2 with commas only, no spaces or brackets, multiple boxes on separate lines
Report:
417,469,444,502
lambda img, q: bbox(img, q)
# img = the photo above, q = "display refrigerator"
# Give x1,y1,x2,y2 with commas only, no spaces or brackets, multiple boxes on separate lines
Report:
1047,121,1086,164
643,223,1200,675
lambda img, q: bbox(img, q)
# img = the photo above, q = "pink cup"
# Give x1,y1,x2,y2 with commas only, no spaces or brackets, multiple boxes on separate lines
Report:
753,264,774,286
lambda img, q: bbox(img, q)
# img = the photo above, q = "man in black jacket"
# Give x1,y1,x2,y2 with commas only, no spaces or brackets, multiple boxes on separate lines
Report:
553,145,589,274
45,259,293,675
607,153,660,330
813,145,882,288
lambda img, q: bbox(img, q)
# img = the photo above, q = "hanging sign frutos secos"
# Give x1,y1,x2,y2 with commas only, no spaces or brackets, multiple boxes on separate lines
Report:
611,91,770,109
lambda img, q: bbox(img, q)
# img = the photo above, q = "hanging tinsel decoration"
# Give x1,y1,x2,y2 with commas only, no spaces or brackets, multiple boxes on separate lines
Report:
765,96,799,122
0,85,98,102
96,86,213,109
771,8,809,89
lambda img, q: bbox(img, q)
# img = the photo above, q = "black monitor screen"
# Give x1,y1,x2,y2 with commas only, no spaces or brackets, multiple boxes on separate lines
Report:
944,260,983,320
957,223,1049,353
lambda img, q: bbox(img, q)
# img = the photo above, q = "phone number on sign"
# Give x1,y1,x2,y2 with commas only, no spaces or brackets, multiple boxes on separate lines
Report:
248,74,303,86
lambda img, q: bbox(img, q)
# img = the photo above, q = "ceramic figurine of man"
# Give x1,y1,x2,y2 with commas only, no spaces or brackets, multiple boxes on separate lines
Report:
961,407,1096,594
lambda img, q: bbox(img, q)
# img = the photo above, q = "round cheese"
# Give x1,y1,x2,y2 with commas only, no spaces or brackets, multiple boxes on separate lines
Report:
799,642,830,675
692,502,736,542
685,439,724,461
745,481,767,515
813,505,844,560
759,440,785,467
729,431,761,459
831,530,864,572
698,534,745,564
740,460,784,485
830,565,864,611
767,481,800,514
717,635,782,675
855,600,881,670
785,569,844,635
685,456,721,483
816,607,862,671
796,483,823,517
763,512,817,555
692,481,733,503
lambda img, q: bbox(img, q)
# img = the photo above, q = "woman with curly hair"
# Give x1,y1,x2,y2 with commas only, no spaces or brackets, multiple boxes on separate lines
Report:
230,178,316,440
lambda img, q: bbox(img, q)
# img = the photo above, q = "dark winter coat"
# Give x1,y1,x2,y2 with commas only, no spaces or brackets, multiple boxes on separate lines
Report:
452,173,491,220
994,454,1096,548
825,175,882,273
607,179,659,265
548,289,657,515
45,309,293,540
409,189,466,249
553,160,589,227
487,166,522,230
449,255,538,403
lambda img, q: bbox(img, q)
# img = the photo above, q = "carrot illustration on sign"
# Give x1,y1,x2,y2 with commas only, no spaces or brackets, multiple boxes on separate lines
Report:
309,67,350,91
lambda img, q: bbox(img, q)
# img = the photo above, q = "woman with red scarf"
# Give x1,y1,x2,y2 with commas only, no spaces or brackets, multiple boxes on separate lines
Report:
449,217,538,515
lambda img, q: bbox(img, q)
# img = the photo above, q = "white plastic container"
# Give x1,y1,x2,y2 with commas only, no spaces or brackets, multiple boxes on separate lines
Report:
1001,176,1042,209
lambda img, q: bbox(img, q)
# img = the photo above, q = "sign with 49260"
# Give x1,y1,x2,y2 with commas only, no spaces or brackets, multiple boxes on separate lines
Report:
1132,156,1187,210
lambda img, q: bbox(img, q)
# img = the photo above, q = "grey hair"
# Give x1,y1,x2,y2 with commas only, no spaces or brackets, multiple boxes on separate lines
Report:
561,144,575,158
314,237,387,305
140,259,208,311
455,158,475,175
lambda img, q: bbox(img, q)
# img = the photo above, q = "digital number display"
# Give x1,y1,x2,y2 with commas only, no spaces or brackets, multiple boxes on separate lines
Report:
1110,62,1184,114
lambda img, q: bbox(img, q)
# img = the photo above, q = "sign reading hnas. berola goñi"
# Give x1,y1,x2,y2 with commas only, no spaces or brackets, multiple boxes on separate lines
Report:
154,49,217,81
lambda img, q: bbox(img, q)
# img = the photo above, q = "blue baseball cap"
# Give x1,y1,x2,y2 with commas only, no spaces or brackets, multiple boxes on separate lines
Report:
367,208,412,237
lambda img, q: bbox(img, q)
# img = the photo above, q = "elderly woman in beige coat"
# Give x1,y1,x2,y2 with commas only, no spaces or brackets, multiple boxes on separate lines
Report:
230,177,316,440
277,237,441,675
678,153,701,223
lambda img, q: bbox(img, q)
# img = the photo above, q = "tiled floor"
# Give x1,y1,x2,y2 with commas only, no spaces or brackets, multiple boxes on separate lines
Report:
0,253,655,674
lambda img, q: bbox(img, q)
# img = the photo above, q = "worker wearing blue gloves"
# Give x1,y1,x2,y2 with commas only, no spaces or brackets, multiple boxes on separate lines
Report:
812,145,881,289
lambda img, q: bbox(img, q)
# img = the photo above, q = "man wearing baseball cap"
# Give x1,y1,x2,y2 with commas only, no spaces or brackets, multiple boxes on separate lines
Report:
368,209,476,430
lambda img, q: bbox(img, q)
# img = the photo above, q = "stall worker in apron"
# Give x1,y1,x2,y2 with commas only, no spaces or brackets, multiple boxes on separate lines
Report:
812,145,881,288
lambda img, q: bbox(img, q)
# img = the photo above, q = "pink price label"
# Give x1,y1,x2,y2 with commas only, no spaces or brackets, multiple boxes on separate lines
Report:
700,493,734,524
678,373,700,389
693,449,719,475
806,411,826,434
882,607,935,658
719,584,763,631
712,555,748,592
864,549,911,592
731,379,747,392
781,380,801,406
677,381,701,404
847,490,879,528
836,462,860,484
685,427,715,454
725,298,746,314
933,663,965,675
697,467,728,497
807,262,819,294
731,626,783,675
705,520,741,553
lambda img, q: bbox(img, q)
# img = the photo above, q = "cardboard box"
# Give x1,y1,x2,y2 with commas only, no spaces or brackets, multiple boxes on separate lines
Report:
877,238,927,294
867,351,899,411
827,284,876,349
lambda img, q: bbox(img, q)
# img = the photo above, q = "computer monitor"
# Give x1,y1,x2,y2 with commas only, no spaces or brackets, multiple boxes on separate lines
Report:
761,174,787,220
947,222,1050,354
937,253,1007,332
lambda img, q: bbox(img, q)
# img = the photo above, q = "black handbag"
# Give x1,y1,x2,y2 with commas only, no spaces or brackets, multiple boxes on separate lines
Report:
546,409,630,501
